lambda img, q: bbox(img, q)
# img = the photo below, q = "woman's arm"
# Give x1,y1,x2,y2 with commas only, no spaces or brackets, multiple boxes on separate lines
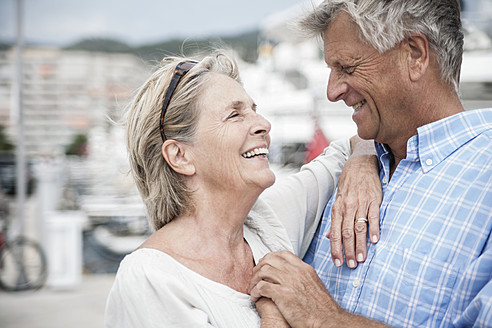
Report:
259,138,350,257
256,297,291,328
259,136,380,259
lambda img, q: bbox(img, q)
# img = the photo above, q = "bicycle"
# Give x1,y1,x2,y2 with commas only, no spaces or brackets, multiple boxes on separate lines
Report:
0,192,47,291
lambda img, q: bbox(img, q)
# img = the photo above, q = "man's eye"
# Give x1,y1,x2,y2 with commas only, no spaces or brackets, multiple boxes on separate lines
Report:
228,112,240,119
342,66,356,74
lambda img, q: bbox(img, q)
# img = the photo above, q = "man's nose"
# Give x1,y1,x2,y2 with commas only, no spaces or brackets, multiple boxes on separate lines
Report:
327,71,348,102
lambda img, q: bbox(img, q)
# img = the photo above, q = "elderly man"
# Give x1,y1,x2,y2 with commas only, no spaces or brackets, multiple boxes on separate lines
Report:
250,0,492,327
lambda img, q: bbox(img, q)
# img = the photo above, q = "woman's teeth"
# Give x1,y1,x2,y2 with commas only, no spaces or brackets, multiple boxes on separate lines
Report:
353,100,366,111
242,147,269,158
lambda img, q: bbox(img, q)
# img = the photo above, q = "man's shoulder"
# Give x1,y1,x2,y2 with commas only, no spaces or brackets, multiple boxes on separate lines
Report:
452,109,492,154
462,108,492,126
465,108,492,141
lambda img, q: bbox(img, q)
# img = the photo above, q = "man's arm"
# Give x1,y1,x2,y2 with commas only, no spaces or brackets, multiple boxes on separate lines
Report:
250,251,389,328
453,242,492,327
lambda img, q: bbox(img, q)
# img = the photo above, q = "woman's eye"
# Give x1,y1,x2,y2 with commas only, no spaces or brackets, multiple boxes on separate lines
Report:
228,112,240,119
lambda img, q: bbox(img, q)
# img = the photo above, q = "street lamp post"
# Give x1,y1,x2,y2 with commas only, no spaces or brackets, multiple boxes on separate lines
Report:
14,0,26,236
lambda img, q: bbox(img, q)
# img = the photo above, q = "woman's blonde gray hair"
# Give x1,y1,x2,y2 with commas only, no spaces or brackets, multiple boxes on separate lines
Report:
299,0,464,92
125,50,241,231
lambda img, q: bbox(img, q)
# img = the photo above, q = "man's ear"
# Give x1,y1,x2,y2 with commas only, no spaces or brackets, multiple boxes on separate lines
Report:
404,33,430,82
161,140,195,176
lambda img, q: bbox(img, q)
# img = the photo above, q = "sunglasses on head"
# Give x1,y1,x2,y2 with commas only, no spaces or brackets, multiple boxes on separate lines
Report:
159,60,198,141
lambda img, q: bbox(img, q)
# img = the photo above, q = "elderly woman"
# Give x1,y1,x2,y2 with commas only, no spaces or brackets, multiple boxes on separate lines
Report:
104,50,380,327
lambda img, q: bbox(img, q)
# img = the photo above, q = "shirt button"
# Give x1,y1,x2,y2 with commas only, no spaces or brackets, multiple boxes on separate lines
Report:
352,279,361,288
425,158,433,166
382,176,388,184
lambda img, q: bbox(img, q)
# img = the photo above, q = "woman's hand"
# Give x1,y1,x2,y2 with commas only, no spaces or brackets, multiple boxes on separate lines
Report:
328,136,381,268
256,297,291,328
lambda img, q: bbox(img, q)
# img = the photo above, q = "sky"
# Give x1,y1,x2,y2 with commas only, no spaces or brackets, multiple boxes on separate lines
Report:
0,0,306,47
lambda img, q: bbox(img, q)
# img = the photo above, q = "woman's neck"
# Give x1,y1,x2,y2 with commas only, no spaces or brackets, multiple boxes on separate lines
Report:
139,187,260,293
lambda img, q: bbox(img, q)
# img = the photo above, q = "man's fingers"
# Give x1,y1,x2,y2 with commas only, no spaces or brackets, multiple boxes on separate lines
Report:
254,251,296,273
251,252,339,328
250,263,282,293
250,251,304,301
250,280,273,302
250,251,300,292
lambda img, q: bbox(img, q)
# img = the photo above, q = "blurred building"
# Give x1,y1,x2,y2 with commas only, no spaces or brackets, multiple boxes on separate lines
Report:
462,0,492,39
0,46,152,275
0,47,149,157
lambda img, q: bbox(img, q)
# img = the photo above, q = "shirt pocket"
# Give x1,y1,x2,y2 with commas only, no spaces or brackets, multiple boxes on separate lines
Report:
361,244,460,327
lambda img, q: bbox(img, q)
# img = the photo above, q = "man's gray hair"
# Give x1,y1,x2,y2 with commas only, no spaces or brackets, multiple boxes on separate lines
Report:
299,0,464,91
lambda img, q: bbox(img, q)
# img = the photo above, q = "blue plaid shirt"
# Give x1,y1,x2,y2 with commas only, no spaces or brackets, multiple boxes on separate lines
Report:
304,108,492,327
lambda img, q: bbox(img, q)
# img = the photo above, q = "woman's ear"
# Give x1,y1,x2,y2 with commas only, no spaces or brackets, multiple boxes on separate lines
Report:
404,33,430,82
161,140,195,176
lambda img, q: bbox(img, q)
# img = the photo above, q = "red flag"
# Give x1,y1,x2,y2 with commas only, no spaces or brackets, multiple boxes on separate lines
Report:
305,124,330,163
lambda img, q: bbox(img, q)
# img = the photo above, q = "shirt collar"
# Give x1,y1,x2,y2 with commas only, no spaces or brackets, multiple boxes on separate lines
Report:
375,108,492,173
375,142,390,165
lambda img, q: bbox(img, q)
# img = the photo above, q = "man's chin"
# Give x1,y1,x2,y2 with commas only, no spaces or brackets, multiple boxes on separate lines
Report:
356,128,375,141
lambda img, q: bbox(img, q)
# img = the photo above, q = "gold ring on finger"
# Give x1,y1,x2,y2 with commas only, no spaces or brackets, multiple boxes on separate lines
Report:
355,217,368,224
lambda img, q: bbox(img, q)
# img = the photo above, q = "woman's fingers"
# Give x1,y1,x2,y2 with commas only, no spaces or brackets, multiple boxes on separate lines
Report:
367,200,380,244
354,214,368,263
329,200,344,267
329,154,382,269
340,196,357,268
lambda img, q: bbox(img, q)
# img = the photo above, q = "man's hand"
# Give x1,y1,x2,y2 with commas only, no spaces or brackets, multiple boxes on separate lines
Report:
250,251,342,328
250,251,389,328
330,137,381,268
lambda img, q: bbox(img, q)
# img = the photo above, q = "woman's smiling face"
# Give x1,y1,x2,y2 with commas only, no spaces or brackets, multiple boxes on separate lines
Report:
189,73,275,193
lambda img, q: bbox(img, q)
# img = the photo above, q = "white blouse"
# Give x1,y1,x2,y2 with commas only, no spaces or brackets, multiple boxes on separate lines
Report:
104,139,351,327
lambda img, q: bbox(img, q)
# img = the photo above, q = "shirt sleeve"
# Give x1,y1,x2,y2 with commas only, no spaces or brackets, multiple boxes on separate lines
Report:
105,255,215,328
259,138,351,258
453,238,492,328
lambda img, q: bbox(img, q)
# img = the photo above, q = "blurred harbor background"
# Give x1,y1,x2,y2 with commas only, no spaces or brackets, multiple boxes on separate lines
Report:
0,0,491,327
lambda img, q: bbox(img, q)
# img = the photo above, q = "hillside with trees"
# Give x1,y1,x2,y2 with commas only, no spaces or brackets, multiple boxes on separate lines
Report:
64,30,260,63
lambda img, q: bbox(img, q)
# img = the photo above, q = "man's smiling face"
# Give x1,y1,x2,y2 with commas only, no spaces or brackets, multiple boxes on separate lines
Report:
323,12,410,144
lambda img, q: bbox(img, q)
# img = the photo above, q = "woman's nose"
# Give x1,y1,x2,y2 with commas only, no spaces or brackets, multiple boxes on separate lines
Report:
252,113,271,136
